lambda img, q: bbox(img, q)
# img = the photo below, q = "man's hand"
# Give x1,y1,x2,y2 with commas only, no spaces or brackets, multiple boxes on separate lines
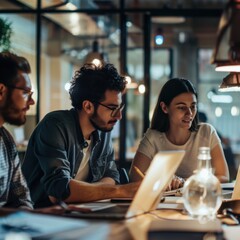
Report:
117,181,141,198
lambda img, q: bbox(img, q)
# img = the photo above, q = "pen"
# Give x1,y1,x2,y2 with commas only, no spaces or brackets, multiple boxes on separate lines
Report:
133,166,145,179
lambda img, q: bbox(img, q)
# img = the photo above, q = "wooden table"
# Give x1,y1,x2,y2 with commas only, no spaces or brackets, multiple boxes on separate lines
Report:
0,198,238,240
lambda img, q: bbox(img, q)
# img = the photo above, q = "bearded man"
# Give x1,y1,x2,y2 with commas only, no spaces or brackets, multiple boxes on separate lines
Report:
22,63,139,208
0,51,34,209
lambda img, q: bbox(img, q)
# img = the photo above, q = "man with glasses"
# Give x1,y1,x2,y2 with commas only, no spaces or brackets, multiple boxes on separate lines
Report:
22,63,139,208
0,51,34,209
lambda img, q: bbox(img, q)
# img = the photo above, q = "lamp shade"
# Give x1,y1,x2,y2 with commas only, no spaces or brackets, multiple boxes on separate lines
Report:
84,40,105,67
219,72,240,91
211,0,240,72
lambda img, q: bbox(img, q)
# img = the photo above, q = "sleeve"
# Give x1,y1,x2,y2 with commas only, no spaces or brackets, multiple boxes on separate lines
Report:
206,123,222,149
33,118,71,200
136,129,158,160
8,154,33,209
102,144,120,183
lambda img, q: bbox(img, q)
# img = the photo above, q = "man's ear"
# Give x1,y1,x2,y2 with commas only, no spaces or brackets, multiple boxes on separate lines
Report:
0,83,7,100
82,100,94,114
160,101,168,114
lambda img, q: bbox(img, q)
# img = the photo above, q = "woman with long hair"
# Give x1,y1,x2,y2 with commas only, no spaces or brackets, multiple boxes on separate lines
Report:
129,78,229,188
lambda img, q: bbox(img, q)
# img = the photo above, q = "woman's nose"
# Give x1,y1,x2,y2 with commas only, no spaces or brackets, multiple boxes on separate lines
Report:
186,107,192,115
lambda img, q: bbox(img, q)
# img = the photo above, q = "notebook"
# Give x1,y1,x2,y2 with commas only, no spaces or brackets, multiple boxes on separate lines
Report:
63,150,185,220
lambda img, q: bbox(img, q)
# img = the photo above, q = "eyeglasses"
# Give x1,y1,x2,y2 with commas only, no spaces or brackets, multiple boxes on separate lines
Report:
6,85,34,100
95,101,125,117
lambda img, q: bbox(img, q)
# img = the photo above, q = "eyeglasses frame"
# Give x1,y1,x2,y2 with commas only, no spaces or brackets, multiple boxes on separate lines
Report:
6,84,34,100
94,101,125,117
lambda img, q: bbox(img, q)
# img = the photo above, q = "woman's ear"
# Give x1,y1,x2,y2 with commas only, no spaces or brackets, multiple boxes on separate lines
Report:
82,100,94,114
160,101,168,114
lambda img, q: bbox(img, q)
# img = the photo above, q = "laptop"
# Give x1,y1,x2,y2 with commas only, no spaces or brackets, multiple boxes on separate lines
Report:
63,150,185,220
231,166,240,200
218,166,240,215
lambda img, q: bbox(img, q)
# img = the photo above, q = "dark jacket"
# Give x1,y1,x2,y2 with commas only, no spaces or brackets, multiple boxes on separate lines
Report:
22,108,120,208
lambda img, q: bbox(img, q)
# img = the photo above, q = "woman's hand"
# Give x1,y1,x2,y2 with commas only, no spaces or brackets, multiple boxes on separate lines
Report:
166,175,185,191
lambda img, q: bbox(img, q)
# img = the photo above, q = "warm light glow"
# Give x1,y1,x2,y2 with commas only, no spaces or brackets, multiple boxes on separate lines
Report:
125,76,131,84
218,86,240,92
151,16,186,24
215,65,240,72
64,82,71,92
218,73,240,92
125,75,138,89
92,58,102,67
138,83,146,94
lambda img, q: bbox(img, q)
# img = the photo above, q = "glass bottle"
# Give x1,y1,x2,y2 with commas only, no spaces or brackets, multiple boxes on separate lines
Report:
182,147,222,222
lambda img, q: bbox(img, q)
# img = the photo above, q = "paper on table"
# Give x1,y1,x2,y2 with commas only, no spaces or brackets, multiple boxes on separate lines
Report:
221,182,235,189
163,187,183,197
223,225,240,240
157,202,184,210
71,202,117,212
157,196,184,210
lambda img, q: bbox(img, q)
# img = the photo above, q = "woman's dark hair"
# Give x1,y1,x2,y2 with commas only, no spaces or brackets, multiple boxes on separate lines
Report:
151,78,199,132
0,51,31,86
69,63,126,109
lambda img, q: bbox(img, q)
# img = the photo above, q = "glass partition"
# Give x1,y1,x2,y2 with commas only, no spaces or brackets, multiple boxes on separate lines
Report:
1,0,236,169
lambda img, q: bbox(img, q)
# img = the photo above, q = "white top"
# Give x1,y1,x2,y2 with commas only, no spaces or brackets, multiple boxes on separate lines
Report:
75,139,91,181
137,123,221,178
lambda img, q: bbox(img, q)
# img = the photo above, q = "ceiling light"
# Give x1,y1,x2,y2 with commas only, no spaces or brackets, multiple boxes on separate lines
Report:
154,28,164,46
231,106,240,116
138,83,146,94
64,82,71,92
211,0,240,72
151,16,185,24
219,72,240,92
211,95,232,103
84,40,105,66
215,107,223,117
125,75,138,89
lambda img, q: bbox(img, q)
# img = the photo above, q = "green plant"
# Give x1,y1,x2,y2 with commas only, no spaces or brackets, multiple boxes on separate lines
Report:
0,17,12,51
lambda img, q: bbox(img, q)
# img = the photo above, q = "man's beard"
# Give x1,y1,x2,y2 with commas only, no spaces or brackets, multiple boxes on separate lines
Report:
89,111,114,132
1,94,26,126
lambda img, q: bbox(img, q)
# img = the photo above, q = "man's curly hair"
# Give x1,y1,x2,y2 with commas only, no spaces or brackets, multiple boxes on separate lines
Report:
69,63,126,109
